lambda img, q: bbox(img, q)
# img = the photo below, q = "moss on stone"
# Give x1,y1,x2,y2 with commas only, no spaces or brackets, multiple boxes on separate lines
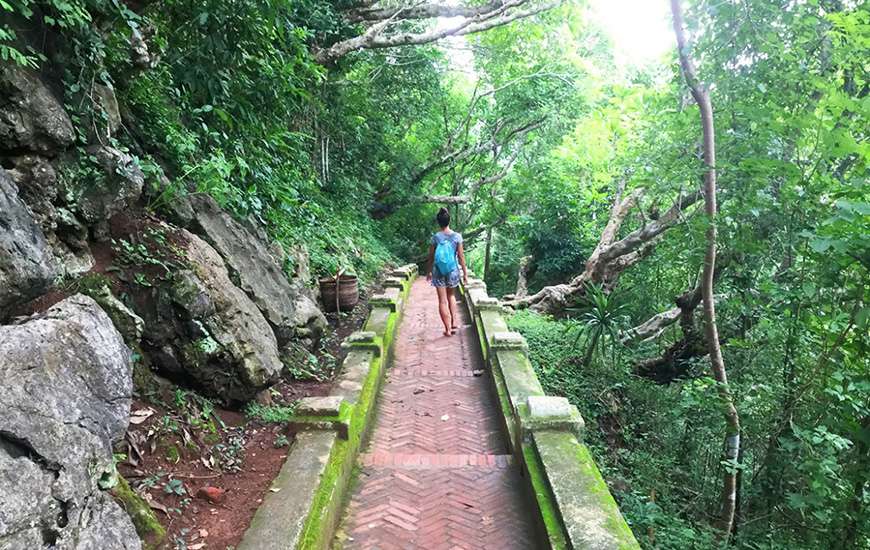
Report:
461,282,638,550
522,443,569,550
298,437,352,549
534,431,640,549
111,476,166,550
68,272,112,295
364,307,392,335
494,350,545,403
292,275,411,549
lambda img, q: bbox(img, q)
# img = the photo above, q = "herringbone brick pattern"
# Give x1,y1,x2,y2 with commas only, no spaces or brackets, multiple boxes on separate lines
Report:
370,374,505,454
335,279,539,549
339,466,535,550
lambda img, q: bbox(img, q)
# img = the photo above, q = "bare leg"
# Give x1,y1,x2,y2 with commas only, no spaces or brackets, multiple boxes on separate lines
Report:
436,287,451,336
447,287,459,333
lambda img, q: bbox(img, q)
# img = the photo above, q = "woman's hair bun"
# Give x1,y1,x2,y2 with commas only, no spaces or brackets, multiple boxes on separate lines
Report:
436,207,451,227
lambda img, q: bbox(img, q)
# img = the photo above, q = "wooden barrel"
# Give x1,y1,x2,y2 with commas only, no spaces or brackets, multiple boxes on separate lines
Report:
319,274,359,312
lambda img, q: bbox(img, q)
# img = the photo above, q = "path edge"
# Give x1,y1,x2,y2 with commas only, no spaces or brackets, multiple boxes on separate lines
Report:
461,273,641,550
237,264,417,550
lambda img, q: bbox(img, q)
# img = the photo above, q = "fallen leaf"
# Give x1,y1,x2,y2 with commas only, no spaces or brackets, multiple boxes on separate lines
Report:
199,529,209,538
269,487,281,493
129,408,155,425
142,493,170,516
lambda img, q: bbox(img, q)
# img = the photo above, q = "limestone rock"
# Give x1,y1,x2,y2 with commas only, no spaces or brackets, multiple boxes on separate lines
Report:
187,194,326,345
4,154,58,223
0,294,139,549
4,157,96,277
130,25,158,69
140,230,284,402
73,145,144,224
0,169,57,317
86,284,145,344
91,84,122,141
0,66,75,155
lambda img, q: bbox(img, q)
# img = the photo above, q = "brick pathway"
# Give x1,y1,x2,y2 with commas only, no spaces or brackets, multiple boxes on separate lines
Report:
335,279,539,550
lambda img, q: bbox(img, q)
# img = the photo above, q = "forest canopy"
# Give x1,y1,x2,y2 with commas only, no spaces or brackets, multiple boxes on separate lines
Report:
1,0,867,547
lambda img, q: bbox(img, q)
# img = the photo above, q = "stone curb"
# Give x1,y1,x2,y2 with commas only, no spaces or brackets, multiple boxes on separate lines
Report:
459,280,640,550
238,270,415,550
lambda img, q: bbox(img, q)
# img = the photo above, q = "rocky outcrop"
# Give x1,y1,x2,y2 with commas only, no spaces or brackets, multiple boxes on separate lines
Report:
139,229,284,402
0,66,74,155
4,154,58,223
86,283,145,345
188,194,326,345
73,145,144,225
88,84,122,142
5,155,97,277
0,295,139,549
0,67,108,277
0,169,57,317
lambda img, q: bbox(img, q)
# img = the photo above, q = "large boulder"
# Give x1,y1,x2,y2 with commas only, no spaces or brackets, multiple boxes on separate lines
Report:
0,169,57,317
187,195,326,345
139,229,284,402
0,66,74,155
0,295,139,550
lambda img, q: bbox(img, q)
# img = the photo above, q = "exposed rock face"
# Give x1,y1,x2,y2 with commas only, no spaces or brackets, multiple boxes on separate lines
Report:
188,194,327,345
0,170,57,317
0,295,139,550
90,84,122,142
4,154,58,223
0,66,74,154
140,229,284,402
74,145,144,224
5,157,95,277
86,284,145,345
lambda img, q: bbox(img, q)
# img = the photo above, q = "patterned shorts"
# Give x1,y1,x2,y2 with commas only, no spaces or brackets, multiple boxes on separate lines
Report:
431,268,461,288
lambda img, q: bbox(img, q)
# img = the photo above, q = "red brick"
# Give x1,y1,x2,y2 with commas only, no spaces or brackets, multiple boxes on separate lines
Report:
335,280,538,549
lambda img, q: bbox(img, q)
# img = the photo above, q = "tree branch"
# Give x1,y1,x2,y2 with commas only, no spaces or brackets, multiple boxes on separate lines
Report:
346,0,506,22
406,195,471,204
506,186,702,313
315,0,561,63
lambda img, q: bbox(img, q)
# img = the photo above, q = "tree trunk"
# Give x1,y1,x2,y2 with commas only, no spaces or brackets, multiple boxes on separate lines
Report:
671,0,741,539
484,226,493,281
515,255,532,298
505,186,701,313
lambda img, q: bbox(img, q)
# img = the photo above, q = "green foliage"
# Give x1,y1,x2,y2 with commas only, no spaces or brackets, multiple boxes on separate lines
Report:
7,0,867,546
245,402,298,424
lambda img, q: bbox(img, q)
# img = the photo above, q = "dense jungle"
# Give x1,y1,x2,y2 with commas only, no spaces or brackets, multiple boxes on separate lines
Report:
0,0,867,548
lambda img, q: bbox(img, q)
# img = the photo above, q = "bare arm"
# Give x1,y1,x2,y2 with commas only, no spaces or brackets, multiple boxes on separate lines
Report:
457,243,468,283
426,245,435,281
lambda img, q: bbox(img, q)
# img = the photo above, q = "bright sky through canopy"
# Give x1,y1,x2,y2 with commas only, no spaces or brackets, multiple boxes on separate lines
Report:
440,0,675,76
589,0,674,65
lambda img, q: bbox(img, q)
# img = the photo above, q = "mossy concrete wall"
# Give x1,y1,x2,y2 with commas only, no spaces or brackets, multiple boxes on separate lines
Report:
462,274,640,550
238,264,417,550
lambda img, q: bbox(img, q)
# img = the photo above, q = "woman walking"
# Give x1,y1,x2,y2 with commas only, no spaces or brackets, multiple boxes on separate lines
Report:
426,207,468,336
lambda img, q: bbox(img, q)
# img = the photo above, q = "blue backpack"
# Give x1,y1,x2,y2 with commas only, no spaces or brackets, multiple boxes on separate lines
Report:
434,236,458,275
